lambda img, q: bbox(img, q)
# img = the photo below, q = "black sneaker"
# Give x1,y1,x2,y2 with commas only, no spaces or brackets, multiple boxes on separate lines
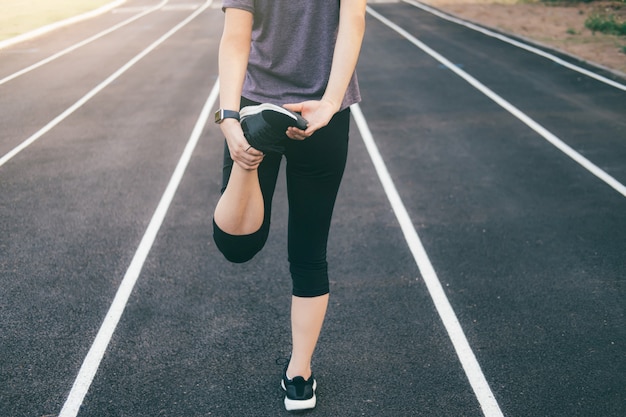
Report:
240,103,308,154
281,369,317,412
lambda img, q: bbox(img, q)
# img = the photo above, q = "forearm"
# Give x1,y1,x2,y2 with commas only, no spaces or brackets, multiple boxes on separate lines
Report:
217,9,263,170
322,0,366,111
218,9,252,111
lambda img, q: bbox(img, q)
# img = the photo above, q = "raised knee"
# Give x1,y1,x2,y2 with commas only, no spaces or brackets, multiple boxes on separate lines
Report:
213,219,268,263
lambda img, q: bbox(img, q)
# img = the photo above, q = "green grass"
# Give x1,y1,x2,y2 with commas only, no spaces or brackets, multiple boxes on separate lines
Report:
541,0,624,3
540,0,594,4
585,12,626,35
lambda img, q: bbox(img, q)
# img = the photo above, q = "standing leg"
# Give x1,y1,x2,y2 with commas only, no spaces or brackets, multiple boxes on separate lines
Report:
287,294,329,379
283,108,350,380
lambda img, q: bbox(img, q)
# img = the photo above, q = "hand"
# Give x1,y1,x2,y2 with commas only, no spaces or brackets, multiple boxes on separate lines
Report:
220,119,264,170
283,99,338,140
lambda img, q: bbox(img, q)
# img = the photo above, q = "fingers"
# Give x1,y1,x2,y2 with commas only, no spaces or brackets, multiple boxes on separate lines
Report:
286,119,326,140
235,155,263,170
221,121,264,169
234,144,264,170
284,100,335,140
284,103,308,140
228,138,264,170
286,126,307,140
244,144,264,157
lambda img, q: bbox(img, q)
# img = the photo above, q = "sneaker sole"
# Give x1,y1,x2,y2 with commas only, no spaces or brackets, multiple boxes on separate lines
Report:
281,379,317,411
240,103,308,130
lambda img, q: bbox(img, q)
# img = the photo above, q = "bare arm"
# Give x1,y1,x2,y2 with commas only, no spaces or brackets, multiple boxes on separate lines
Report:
323,0,367,112
284,0,367,138
218,8,263,169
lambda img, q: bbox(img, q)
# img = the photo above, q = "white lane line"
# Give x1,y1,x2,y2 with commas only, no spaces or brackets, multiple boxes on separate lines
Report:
0,0,169,86
351,104,503,417
58,74,219,417
403,0,626,92
0,0,213,170
0,0,127,51
113,7,153,13
162,4,203,11
351,103,505,417
366,6,626,198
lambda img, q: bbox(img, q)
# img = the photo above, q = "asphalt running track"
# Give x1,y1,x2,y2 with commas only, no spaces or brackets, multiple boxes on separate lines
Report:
1,0,624,416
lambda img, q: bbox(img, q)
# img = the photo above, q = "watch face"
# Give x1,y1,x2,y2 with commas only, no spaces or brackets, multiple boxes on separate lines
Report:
215,110,223,123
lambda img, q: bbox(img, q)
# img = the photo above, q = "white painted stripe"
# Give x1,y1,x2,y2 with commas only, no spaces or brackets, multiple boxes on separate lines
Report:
0,0,169,86
58,72,219,417
113,7,153,13
0,0,213,170
403,0,626,92
366,6,626,198
0,0,127,51
162,4,203,11
351,103,505,417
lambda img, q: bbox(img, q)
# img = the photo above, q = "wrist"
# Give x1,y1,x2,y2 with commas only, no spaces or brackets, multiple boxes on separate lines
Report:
320,96,341,113
220,117,240,126
220,118,241,136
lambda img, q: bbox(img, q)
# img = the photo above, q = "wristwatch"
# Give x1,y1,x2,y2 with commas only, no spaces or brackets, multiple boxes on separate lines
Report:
214,109,240,124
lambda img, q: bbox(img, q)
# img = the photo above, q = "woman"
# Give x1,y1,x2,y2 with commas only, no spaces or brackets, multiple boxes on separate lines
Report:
213,0,366,411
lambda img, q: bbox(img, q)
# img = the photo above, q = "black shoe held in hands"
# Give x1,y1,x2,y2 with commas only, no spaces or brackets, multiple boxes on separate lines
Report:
240,103,308,154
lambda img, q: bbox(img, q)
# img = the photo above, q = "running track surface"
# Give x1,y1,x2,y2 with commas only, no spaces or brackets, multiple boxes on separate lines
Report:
1,1,624,416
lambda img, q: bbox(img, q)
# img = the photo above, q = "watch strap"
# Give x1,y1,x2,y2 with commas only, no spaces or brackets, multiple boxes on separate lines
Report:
215,109,240,124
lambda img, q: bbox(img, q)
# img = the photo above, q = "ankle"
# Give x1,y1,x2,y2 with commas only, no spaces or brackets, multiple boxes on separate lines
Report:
286,365,312,380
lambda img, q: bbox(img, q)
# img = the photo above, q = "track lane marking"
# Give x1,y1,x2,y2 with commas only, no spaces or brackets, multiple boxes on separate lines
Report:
403,0,626,92
351,103,505,417
0,0,213,170
0,0,169,86
367,6,626,198
58,71,219,417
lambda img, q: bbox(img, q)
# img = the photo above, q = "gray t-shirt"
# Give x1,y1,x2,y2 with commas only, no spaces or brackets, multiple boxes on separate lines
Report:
221,0,360,110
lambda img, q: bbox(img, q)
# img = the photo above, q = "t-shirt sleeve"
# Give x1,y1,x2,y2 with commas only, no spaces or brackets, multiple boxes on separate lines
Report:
222,0,254,13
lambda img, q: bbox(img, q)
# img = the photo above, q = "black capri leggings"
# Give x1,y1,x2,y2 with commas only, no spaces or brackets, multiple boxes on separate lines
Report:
213,98,350,297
